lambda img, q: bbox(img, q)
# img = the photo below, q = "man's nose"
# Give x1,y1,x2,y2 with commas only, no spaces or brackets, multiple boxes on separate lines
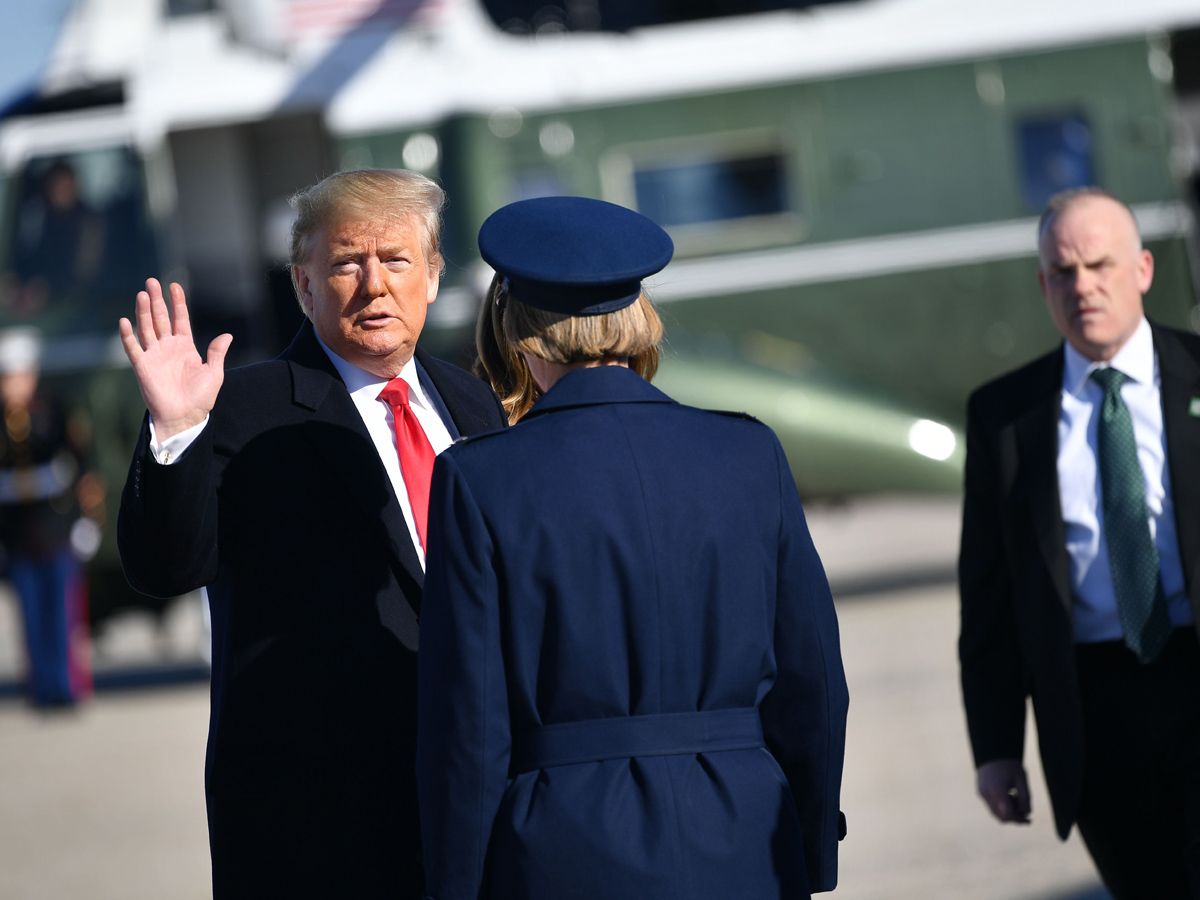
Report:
362,258,385,296
1072,266,1096,296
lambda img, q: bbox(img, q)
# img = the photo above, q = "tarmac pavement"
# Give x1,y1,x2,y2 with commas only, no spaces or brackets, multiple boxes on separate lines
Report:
834,585,1103,900
0,495,1110,899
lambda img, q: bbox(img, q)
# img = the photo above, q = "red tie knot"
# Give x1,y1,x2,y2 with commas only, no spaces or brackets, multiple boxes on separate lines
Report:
378,377,410,409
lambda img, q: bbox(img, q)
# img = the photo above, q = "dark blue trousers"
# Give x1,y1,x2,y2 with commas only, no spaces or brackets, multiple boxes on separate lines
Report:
12,548,88,706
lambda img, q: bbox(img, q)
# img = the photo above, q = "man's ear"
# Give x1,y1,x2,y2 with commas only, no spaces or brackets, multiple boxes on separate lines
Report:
294,265,315,318
1136,248,1154,296
425,260,441,306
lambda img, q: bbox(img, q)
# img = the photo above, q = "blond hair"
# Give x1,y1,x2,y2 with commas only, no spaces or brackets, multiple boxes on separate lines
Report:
473,276,663,423
474,275,540,424
288,169,447,305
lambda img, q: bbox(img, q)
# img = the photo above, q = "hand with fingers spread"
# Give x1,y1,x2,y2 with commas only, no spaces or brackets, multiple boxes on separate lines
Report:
977,758,1031,824
118,278,233,441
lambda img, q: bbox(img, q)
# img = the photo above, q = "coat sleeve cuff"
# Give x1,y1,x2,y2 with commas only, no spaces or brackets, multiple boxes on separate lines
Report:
148,414,210,465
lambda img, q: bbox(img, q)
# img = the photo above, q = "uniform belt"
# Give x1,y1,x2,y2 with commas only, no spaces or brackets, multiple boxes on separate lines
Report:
512,708,764,774
0,457,75,504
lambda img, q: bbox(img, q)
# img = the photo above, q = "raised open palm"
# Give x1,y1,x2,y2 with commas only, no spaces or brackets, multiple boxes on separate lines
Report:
118,278,233,441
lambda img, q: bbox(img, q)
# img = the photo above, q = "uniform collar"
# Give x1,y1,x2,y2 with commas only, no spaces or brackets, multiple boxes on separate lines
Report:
1062,316,1155,397
523,364,675,420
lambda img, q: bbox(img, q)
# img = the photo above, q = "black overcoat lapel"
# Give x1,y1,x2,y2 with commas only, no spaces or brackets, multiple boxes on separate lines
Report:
283,323,426,597
414,345,501,437
1154,324,1200,610
1013,350,1074,615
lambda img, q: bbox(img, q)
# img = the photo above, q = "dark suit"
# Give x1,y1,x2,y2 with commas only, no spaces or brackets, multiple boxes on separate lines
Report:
959,322,1200,893
417,366,848,900
118,320,506,899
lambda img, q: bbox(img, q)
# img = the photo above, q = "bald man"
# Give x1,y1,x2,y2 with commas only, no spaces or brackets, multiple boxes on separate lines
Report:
959,188,1200,899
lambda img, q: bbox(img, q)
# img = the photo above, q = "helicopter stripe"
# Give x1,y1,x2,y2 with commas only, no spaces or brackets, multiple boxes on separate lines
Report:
647,201,1192,302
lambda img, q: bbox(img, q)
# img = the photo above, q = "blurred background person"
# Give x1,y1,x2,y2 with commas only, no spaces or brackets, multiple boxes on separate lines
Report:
7,160,105,320
0,326,95,708
959,188,1200,899
418,197,848,900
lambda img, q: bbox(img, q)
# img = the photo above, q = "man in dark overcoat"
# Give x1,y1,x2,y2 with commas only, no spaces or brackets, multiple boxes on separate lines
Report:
959,188,1200,898
116,169,506,899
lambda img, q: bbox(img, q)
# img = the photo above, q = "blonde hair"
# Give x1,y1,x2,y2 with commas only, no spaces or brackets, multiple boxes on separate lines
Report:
473,275,663,424
474,275,540,424
288,169,447,304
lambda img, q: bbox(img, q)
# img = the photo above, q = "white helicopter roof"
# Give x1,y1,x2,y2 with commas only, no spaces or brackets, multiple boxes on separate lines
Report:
324,0,1200,136
10,0,1200,155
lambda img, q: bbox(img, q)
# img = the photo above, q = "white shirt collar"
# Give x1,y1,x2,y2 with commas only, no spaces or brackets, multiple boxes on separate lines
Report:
1062,316,1154,397
314,331,427,408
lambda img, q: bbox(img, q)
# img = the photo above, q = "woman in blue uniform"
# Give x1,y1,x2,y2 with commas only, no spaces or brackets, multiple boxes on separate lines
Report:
417,197,848,900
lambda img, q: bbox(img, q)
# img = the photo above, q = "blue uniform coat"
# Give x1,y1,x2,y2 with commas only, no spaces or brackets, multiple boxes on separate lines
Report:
417,366,848,900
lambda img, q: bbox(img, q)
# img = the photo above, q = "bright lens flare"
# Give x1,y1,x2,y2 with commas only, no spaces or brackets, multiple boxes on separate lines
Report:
908,419,957,461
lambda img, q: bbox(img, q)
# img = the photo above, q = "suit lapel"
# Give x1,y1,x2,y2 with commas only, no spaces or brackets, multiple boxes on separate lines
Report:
1154,324,1200,607
414,345,498,437
1013,350,1074,614
285,323,426,595
416,358,461,440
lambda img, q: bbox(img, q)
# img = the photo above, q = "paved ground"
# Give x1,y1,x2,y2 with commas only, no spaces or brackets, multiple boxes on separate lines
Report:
0,495,1110,899
0,685,211,900
835,586,1103,900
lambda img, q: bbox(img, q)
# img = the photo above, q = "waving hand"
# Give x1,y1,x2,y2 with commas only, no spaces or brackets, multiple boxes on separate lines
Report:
118,279,233,441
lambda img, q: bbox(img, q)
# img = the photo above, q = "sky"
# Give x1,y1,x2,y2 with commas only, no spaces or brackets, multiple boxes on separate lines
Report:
0,0,75,112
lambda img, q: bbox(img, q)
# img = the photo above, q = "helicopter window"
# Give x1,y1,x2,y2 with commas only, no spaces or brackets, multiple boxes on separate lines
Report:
167,0,217,15
0,147,158,339
482,0,850,33
600,131,801,252
632,152,788,229
1016,113,1094,211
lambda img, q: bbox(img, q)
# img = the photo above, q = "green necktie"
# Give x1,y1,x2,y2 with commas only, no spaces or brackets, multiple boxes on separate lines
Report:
1090,367,1172,662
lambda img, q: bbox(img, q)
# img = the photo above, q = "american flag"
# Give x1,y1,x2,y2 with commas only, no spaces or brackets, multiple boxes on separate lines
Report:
284,0,444,41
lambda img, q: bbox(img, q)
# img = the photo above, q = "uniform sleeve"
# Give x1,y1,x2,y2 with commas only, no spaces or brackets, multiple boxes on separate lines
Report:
418,452,510,900
117,413,219,598
759,435,849,894
958,393,1027,765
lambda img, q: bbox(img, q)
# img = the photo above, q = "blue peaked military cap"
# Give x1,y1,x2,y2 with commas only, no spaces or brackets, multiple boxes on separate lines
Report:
478,196,674,315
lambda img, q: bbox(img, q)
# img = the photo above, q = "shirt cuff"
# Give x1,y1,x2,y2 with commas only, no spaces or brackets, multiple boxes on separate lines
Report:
148,415,209,465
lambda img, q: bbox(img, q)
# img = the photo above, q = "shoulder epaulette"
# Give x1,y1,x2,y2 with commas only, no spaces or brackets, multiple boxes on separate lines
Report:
705,408,764,424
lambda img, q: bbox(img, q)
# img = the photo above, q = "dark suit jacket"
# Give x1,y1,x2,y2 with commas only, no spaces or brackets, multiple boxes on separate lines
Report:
958,322,1200,839
417,366,849,900
118,320,507,899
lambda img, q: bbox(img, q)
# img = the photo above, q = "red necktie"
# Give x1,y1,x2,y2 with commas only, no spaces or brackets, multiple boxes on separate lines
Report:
378,377,436,552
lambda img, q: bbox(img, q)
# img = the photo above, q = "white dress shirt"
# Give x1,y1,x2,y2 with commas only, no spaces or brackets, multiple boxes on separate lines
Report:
149,336,454,569
1057,316,1191,643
